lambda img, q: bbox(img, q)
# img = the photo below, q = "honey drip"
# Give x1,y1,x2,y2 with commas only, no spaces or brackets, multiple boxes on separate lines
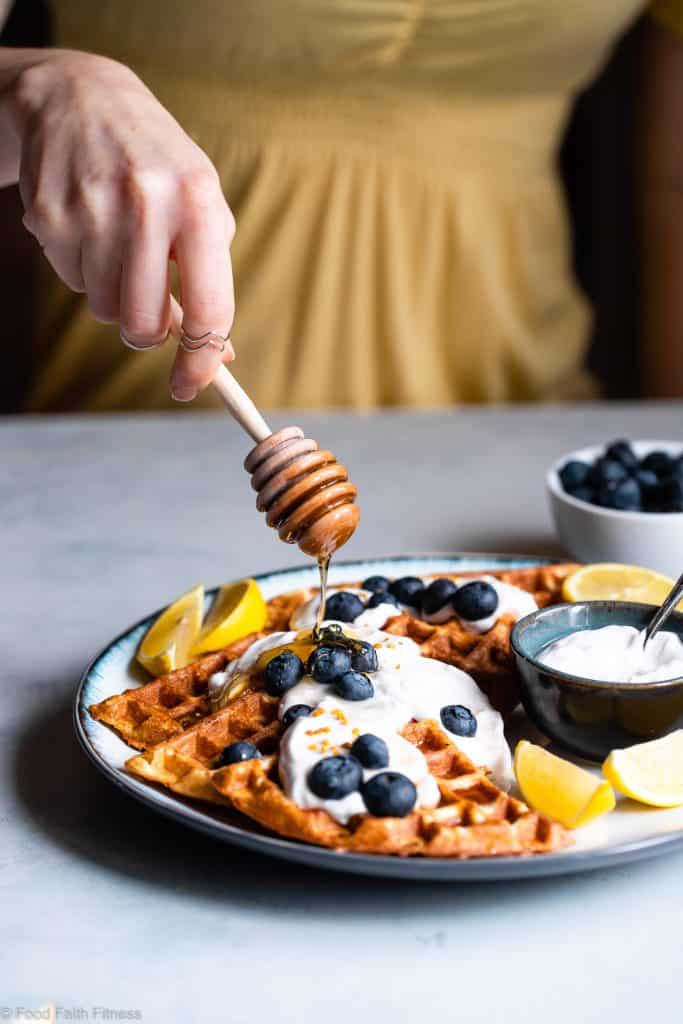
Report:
313,555,330,641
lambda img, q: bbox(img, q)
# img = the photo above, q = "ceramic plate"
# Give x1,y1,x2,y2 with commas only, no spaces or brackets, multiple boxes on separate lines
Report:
74,554,683,881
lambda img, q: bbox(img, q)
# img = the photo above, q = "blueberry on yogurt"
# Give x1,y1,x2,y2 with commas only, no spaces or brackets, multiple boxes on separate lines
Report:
440,704,477,737
362,575,390,593
350,733,389,769
388,576,425,608
451,580,499,622
281,704,313,730
308,755,362,800
421,578,458,616
351,640,379,673
307,645,352,684
361,772,417,817
264,651,305,696
334,670,374,701
325,591,365,623
365,590,400,610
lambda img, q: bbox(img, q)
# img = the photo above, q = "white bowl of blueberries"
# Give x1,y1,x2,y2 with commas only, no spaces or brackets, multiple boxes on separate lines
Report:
547,439,683,575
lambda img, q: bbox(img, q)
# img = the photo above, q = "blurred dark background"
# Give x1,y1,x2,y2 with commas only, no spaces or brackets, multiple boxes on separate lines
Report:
0,2,644,411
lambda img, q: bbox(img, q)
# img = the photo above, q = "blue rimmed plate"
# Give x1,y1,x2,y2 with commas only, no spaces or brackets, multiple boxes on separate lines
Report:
74,554,683,880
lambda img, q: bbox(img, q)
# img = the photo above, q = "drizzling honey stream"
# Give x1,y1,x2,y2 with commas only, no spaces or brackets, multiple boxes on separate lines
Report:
244,427,359,634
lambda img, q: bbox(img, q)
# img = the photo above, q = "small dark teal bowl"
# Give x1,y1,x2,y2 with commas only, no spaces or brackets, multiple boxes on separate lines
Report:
511,601,683,762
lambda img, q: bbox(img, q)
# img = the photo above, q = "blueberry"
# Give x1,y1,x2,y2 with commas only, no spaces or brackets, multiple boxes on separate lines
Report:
308,755,362,799
264,650,305,696
636,468,659,491
281,704,312,730
440,704,477,737
334,670,374,701
588,457,629,489
350,733,389,769
361,772,417,817
388,576,425,608
649,476,683,513
597,476,641,511
307,645,353,684
605,440,639,472
215,740,259,768
452,580,499,622
325,591,365,623
569,485,597,505
365,590,401,610
637,469,660,511
640,450,674,478
421,578,458,615
559,460,591,493
351,641,379,673
362,575,390,593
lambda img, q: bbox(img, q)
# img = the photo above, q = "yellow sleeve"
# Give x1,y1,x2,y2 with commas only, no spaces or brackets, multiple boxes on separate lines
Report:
650,0,683,35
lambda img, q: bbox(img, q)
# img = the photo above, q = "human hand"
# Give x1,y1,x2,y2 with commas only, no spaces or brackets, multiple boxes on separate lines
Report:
11,51,235,400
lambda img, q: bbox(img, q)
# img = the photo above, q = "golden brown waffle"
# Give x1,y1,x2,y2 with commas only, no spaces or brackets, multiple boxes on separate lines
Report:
89,591,305,750
126,687,280,803
128,712,569,857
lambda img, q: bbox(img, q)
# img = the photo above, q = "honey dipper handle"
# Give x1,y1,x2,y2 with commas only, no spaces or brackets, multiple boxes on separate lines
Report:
213,364,271,443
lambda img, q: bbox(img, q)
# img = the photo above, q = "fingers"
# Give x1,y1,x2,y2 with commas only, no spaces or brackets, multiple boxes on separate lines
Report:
170,169,235,401
81,236,122,323
119,212,173,348
37,236,86,292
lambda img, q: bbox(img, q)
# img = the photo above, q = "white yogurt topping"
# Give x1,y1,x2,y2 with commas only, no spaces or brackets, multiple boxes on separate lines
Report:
539,624,683,684
210,624,512,824
290,578,537,635
422,576,538,633
290,588,400,633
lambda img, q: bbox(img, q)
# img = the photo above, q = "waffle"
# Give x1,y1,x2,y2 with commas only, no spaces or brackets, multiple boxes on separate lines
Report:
126,687,280,803
127,711,569,857
89,591,304,750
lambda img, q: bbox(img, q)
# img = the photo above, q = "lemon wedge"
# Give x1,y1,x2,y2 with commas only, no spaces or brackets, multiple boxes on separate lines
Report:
602,731,683,807
137,584,204,676
192,578,267,655
562,563,678,606
514,740,616,828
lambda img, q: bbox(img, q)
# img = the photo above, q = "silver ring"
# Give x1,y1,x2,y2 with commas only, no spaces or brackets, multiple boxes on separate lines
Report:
179,328,229,354
120,327,169,351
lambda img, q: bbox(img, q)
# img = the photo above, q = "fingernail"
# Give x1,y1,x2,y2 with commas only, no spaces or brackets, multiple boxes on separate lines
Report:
172,385,198,403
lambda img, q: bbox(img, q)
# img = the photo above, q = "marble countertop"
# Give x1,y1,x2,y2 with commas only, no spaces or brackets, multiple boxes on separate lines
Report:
3,403,682,1022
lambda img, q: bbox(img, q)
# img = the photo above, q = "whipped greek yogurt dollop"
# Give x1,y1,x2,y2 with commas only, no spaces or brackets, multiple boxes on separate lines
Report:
290,578,537,635
209,625,513,824
422,576,538,632
539,624,683,683
290,588,399,632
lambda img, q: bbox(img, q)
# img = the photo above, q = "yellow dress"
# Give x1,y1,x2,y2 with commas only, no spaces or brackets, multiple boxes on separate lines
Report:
25,1,678,410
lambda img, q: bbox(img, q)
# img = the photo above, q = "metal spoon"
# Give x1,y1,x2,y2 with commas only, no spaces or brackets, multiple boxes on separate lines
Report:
642,572,683,648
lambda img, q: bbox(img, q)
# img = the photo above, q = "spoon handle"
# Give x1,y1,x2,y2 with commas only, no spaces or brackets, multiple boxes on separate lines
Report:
213,364,272,443
642,571,683,648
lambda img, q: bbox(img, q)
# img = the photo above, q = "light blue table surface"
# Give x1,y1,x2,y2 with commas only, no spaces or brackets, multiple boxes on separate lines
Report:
2,403,681,1022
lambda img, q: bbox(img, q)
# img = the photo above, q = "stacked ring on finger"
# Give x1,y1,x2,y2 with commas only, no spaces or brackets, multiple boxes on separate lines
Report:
179,329,229,354
120,328,169,351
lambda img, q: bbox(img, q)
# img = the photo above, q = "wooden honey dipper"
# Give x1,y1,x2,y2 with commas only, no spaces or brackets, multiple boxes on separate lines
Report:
213,365,360,558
